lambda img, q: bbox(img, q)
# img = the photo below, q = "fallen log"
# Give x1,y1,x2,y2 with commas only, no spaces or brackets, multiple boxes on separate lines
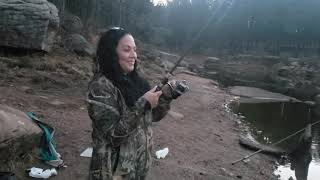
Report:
239,135,286,157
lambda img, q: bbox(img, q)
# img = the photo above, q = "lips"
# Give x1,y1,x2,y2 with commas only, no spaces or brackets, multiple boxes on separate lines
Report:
127,61,135,65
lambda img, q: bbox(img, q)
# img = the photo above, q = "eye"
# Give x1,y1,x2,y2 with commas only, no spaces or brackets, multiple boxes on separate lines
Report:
123,47,130,52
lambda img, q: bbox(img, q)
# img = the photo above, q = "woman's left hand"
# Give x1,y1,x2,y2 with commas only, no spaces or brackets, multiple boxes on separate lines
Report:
143,86,163,108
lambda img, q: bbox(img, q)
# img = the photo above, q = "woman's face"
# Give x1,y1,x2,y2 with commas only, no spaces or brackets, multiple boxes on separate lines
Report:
116,34,137,73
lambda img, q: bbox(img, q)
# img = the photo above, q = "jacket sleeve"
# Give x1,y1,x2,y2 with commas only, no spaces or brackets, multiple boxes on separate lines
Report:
87,80,149,146
152,95,171,122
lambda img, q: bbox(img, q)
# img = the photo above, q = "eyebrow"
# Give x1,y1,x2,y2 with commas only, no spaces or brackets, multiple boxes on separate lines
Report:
122,45,136,49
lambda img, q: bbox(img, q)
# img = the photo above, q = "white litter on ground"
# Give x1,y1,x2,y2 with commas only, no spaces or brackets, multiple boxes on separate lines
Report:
155,147,169,159
80,147,93,157
29,167,57,179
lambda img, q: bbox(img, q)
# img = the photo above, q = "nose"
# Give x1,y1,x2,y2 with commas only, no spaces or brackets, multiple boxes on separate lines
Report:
130,50,137,59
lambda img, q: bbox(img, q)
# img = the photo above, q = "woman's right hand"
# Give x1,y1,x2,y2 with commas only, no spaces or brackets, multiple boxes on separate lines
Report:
143,86,162,108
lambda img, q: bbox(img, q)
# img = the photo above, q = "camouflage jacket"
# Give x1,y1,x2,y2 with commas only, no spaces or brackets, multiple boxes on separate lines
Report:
87,74,171,180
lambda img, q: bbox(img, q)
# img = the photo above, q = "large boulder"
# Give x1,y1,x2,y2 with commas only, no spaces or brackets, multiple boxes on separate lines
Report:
0,105,42,171
61,13,83,35
203,55,320,100
269,59,320,99
0,0,59,52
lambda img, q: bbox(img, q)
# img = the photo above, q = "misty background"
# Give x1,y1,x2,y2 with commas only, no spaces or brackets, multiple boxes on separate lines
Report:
49,0,320,57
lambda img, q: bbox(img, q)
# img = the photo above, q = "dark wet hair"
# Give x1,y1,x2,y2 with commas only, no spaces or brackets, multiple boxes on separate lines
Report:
95,27,150,107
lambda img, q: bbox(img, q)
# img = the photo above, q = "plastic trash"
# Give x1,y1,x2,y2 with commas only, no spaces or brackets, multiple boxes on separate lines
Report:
80,147,93,158
46,158,64,167
29,167,57,179
155,147,169,159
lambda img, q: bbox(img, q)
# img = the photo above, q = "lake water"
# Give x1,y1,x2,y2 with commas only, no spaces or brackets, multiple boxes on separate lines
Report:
231,100,320,180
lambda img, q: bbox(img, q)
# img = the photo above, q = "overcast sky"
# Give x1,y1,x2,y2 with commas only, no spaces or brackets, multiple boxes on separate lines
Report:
152,0,169,6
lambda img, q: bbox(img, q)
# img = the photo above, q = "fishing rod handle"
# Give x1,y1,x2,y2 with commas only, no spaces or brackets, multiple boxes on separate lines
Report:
155,76,169,92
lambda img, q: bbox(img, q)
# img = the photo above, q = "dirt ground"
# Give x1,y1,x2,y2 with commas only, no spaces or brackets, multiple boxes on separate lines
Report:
0,50,278,180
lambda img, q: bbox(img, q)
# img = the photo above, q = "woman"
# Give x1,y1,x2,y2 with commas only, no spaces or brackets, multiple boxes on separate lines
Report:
87,27,186,180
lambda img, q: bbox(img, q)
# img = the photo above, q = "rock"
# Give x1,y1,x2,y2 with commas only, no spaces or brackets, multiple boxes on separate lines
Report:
229,86,300,103
268,60,320,99
202,55,320,101
159,51,179,60
158,51,188,69
236,175,242,179
61,13,83,34
64,34,95,57
206,56,220,61
176,69,197,76
304,101,316,107
49,99,65,106
315,94,320,104
160,60,175,71
21,86,34,94
205,71,219,79
188,63,202,74
0,0,59,52
0,104,42,171
167,110,184,120
314,94,320,117
220,167,234,177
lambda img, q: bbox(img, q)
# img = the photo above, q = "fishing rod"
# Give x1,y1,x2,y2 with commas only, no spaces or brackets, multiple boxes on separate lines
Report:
231,119,320,165
157,0,235,86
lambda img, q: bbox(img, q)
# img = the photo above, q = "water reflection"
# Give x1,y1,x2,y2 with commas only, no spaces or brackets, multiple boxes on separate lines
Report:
289,127,312,180
231,100,320,180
